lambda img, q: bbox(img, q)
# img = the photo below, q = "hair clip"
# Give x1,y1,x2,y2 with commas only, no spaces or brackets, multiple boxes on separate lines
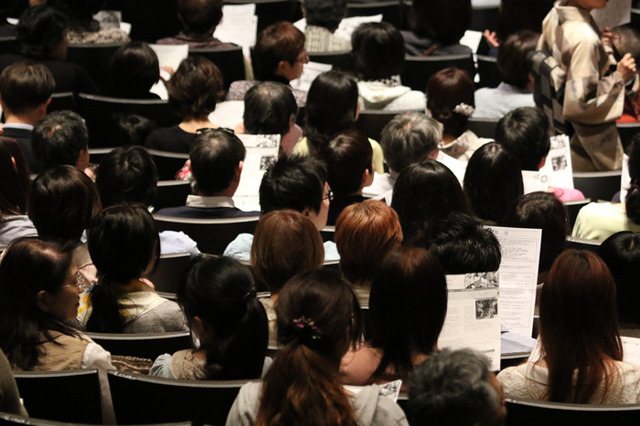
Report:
292,316,321,340
242,287,256,301
453,103,474,117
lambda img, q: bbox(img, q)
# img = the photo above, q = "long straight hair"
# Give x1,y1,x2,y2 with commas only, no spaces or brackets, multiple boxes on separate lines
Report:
0,137,30,219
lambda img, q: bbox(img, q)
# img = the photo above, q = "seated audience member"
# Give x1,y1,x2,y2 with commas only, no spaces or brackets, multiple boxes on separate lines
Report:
47,0,129,44
598,231,640,337
391,159,469,245
145,56,223,153
95,146,199,256
224,155,339,260
464,142,524,225
226,22,308,105
226,269,409,426
151,255,268,379
323,130,374,225
156,129,259,218
408,349,506,426
427,212,502,274
251,210,324,345
108,41,160,99
572,133,640,240
0,137,37,246
427,67,490,161
156,0,234,48
497,250,640,404
401,0,472,56
473,31,539,119
352,22,425,111
80,204,188,333
293,70,385,173
0,6,99,94
302,0,350,52
335,200,403,305
341,246,446,388
0,61,54,172
31,110,91,175
0,238,114,371
108,114,157,147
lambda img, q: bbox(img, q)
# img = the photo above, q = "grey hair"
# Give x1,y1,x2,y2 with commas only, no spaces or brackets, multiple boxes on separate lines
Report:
408,348,501,426
380,112,442,174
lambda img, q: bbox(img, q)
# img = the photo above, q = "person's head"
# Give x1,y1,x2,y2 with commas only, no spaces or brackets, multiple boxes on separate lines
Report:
540,250,622,403
598,232,640,326
408,348,506,426
167,56,223,120
178,255,268,379
427,212,502,274
109,41,160,98
28,165,101,243
496,30,539,90
625,133,640,225
303,0,347,32
323,130,373,196
351,22,405,80
369,246,447,382
335,200,403,286
16,5,68,60
96,146,159,208
253,22,307,82
177,0,223,35
411,0,471,46
108,113,158,146
0,137,30,218
505,192,568,274
243,81,298,136
426,67,475,139
31,110,90,172
391,159,468,245
612,25,640,63
0,238,80,370
380,112,441,175
189,129,246,196
0,61,54,118
304,70,359,153
251,210,324,294
464,142,524,224
495,107,550,171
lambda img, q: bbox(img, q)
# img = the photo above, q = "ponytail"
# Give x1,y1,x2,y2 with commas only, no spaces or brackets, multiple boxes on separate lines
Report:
85,279,125,333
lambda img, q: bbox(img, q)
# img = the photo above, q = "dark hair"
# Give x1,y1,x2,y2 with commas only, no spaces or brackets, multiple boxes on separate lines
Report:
259,155,326,214
109,42,160,98
86,204,160,332
323,130,372,196
177,0,223,35
303,0,347,31
189,129,246,195
28,165,101,242
253,22,305,81
16,6,68,60
251,210,324,294
411,0,471,46
108,114,158,146
380,113,441,174
96,146,159,208
497,30,539,89
0,137,30,219
47,0,102,28
368,247,447,383
167,56,223,119
495,107,550,171
178,255,268,379
0,61,55,114
391,159,469,245
351,22,404,80
427,212,502,274
243,81,298,136
31,110,89,171
255,269,362,426
304,70,359,154
464,142,524,224
625,133,640,224
0,238,76,370
540,250,622,403
426,67,475,139
496,0,554,42
598,231,640,325
505,192,568,273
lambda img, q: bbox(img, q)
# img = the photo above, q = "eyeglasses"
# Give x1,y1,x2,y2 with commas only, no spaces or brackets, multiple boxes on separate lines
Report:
323,187,334,201
62,271,90,291
295,51,309,64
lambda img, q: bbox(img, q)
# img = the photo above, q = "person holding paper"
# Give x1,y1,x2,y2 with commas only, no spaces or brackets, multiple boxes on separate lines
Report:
302,0,351,52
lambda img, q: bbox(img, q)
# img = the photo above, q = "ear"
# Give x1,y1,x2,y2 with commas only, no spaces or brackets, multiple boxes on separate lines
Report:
361,167,373,189
36,290,53,313
276,60,290,77
428,148,439,160
190,316,205,337
77,148,90,171
355,100,361,120
236,160,244,177
0,95,6,111
538,156,547,170
301,206,312,217
37,98,51,117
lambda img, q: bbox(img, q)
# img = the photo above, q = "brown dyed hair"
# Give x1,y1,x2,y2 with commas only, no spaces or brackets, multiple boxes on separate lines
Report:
539,250,623,403
251,210,324,294
167,56,223,119
335,200,403,287
253,21,305,81
426,67,474,139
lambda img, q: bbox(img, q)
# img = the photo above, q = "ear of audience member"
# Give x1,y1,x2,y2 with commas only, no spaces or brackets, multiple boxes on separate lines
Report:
408,348,506,426
495,107,550,171
303,0,347,32
352,22,405,81
31,110,90,173
109,41,160,99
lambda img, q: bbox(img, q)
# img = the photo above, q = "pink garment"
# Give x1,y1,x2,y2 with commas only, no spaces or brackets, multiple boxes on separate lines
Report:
551,187,585,202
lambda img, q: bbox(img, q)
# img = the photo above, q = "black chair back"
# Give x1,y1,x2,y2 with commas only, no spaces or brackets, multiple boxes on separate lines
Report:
401,53,475,91
155,180,192,211
67,43,125,94
476,54,502,89
356,109,423,141
147,149,190,181
565,235,601,253
308,51,353,72
467,117,499,139
0,36,17,54
147,252,192,293
573,171,622,202
189,46,246,91
564,198,591,230
469,5,499,32
85,331,192,359
47,92,75,113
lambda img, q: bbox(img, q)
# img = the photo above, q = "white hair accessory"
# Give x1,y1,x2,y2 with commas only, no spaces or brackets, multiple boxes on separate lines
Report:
453,103,474,117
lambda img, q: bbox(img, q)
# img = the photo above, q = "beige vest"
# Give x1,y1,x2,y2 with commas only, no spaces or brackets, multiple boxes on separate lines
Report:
27,331,89,371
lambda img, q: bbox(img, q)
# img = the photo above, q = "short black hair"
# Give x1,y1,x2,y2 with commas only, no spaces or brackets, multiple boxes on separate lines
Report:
497,30,539,89
31,110,89,171
322,129,372,196
303,0,347,31
351,22,405,80
243,82,298,136
495,107,550,171
109,41,160,98
190,129,246,195
177,0,223,34
16,5,68,60
0,60,55,114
